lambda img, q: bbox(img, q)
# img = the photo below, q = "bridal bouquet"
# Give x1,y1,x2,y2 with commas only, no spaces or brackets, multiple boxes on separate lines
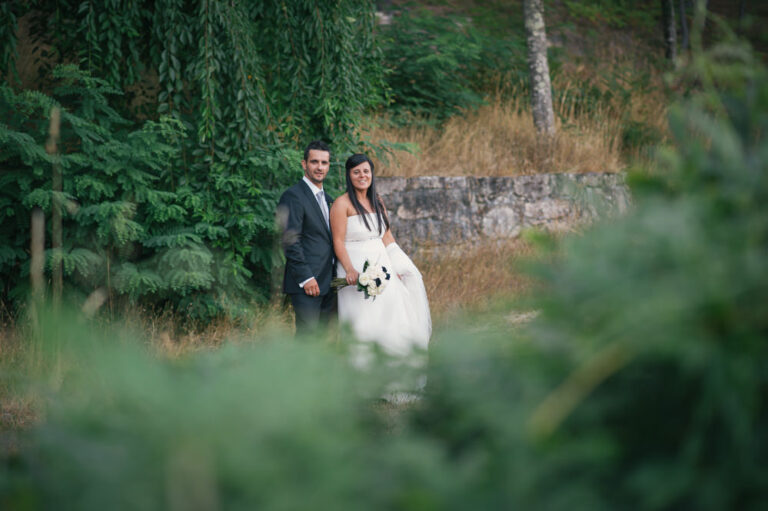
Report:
357,259,391,299
331,259,391,300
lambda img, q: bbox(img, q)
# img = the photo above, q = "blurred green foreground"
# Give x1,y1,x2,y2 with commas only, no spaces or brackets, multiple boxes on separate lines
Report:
2,46,768,510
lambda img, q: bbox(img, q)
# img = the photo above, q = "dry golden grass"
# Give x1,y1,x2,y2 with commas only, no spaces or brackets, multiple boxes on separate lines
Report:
555,43,670,163
0,238,537,364
139,239,538,347
126,239,536,355
368,94,623,177
119,302,295,357
367,55,669,178
0,326,42,446
414,239,537,319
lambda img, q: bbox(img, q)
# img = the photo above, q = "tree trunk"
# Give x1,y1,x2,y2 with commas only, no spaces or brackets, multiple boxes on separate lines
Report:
738,0,746,35
523,0,555,135
30,207,45,300
679,0,690,50
29,207,45,338
661,0,678,61
46,107,62,308
691,0,709,51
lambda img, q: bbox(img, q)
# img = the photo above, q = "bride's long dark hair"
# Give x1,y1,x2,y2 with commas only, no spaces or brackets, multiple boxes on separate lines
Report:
345,153,389,235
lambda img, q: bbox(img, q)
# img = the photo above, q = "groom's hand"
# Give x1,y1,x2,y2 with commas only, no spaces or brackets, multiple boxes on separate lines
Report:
303,278,320,297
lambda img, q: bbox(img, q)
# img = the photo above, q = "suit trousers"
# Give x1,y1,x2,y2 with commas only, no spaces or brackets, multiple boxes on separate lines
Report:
290,291,337,337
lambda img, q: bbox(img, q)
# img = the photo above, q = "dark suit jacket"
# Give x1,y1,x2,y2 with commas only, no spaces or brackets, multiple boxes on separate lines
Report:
278,180,335,295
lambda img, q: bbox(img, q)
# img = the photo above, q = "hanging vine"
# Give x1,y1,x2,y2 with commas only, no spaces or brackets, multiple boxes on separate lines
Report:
1,0,385,318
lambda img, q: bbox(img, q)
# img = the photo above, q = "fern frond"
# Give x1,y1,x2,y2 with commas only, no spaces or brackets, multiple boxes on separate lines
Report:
145,229,204,248
62,248,103,278
0,125,53,164
158,244,213,269
193,222,228,240
0,244,23,267
113,263,165,298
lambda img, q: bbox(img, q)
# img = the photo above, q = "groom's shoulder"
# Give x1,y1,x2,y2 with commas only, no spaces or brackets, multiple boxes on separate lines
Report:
279,180,306,201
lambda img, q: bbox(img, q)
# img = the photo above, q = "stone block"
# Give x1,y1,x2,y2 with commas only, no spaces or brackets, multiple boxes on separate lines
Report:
376,177,406,194
377,172,629,252
523,199,573,224
513,174,554,199
482,206,522,238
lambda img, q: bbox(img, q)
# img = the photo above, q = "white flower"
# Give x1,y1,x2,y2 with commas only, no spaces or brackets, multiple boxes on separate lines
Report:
355,259,391,299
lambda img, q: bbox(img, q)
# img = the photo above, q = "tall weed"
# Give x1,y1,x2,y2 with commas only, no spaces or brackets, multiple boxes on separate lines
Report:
366,89,625,176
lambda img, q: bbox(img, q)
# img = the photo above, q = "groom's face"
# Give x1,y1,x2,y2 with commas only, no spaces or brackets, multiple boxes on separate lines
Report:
302,149,330,187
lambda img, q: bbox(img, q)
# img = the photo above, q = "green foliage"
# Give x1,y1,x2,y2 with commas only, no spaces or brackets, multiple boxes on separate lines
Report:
376,6,530,124
621,119,663,157
377,8,486,122
443,0,538,95
251,0,385,143
19,0,383,147
0,66,295,318
0,2,18,82
0,1,387,319
563,0,658,30
1,67,188,307
0,313,431,510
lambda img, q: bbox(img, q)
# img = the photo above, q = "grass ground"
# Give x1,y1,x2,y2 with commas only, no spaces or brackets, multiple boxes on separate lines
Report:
0,238,537,445
131,238,537,347
0,238,536,356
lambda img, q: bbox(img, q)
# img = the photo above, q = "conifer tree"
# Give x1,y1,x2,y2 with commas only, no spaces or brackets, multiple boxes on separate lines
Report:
0,1,385,318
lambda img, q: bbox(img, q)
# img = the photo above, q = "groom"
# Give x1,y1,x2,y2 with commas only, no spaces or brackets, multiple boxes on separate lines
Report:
278,140,336,336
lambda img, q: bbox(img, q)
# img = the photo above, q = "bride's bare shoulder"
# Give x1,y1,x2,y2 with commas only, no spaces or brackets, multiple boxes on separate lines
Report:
331,193,353,213
331,193,357,216
331,192,349,206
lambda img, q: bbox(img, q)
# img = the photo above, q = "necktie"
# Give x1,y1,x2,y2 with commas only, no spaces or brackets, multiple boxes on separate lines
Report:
316,190,329,227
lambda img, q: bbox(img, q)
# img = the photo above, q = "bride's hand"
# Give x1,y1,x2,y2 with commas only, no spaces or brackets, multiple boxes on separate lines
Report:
346,269,359,286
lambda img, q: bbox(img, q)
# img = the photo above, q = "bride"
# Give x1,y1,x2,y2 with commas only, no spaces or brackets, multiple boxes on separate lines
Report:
329,153,431,360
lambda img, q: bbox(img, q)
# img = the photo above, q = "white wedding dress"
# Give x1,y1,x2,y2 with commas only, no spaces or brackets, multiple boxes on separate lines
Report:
337,213,431,359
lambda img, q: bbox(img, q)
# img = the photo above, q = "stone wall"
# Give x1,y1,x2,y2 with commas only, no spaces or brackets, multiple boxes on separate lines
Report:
377,173,630,251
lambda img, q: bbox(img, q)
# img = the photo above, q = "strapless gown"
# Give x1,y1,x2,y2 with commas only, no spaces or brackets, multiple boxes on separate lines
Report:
336,213,431,358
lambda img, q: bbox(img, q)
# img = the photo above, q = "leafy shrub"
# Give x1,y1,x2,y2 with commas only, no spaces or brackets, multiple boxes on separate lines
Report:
1,0,386,319
377,8,486,122
563,0,658,30
0,66,302,319
415,44,768,509
0,312,443,510
620,119,663,157
14,0,384,147
377,6,536,124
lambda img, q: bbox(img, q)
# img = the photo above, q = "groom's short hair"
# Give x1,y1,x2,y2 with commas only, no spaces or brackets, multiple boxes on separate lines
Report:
303,140,331,161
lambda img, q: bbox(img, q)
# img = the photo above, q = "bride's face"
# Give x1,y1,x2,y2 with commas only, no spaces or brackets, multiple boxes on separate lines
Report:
349,161,372,192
